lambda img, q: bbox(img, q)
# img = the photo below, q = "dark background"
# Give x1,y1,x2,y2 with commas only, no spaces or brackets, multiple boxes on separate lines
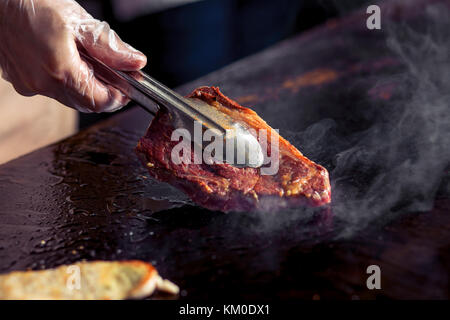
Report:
77,0,372,128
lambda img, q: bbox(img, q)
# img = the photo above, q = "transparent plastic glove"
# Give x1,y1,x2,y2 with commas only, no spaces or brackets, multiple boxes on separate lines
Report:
0,0,147,113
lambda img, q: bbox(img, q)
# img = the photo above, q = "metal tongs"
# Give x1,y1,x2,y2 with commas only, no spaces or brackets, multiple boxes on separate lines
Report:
80,52,264,168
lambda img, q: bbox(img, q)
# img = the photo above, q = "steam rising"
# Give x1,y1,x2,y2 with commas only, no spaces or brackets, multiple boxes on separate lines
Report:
294,2,450,237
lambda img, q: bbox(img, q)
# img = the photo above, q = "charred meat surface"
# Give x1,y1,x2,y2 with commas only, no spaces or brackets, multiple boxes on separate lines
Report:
136,87,331,212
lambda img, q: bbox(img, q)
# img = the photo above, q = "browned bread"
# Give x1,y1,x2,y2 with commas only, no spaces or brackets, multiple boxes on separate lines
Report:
0,260,179,300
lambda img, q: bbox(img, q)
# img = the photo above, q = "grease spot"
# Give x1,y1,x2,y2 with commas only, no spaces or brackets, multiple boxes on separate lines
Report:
283,69,338,93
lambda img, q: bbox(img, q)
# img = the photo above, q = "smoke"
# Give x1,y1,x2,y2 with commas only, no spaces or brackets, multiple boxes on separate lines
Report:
305,1,450,237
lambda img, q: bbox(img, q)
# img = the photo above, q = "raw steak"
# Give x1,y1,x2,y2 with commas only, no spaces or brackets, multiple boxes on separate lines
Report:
136,86,331,212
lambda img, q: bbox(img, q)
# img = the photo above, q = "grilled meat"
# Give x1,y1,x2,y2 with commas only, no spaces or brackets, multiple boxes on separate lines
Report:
136,86,331,212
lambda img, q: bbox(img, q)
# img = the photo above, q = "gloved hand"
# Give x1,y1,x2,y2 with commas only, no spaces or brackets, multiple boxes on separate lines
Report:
0,0,147,113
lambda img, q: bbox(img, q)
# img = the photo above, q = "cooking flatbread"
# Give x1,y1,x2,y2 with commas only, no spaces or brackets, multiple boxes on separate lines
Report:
0,260,179,300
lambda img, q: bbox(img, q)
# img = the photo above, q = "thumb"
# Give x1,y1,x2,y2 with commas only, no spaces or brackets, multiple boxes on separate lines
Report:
75,20,147,71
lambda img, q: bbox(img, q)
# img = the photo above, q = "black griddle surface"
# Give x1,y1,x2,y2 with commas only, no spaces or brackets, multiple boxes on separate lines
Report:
0,0,449,299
